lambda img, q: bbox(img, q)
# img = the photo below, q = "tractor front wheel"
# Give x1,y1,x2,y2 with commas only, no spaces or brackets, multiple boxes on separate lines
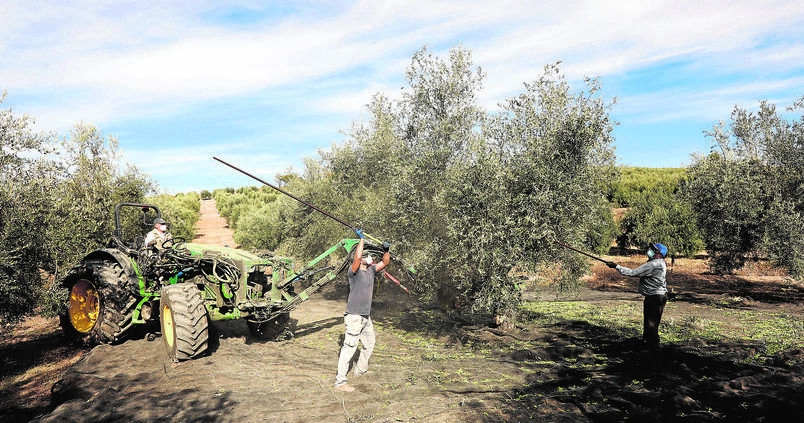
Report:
160,283,209,362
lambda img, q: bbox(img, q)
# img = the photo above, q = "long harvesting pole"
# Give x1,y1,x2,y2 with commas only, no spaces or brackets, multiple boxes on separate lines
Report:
214,156,355,229
552,240,609,263
213,157,385,244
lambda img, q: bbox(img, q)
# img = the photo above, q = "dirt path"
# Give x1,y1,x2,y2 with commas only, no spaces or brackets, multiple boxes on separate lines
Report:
192,199,236,247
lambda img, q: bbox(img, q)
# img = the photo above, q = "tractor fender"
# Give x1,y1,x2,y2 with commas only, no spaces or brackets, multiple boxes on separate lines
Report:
72,248,142,288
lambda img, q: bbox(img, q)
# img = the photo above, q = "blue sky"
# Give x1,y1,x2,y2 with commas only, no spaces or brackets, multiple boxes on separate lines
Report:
2,0,802,193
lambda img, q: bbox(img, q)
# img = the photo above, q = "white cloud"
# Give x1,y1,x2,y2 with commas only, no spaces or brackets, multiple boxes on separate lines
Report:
120,140,297,193
6,2,801,103
311,82,399,115
2,0,803,190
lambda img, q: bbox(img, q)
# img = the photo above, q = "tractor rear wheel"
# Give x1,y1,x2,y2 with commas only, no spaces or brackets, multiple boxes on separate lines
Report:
160,283,209,362
60,260,137,345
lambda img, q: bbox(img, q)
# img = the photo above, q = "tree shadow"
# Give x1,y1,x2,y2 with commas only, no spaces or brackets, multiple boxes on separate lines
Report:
378,305,803,422
0,331,78,380
0,330,87,422
1,323,239,422
493,318,804,422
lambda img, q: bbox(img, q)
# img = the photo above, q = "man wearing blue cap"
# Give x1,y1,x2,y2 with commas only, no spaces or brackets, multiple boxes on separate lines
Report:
607,243,668,351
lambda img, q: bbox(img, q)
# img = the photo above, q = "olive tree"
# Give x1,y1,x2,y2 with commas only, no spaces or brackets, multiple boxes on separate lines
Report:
281,49,617,320
0,94,154,321
0,92,61,321
146,192,201,241
234,199,287,250
585,198,620,255
276,47,486,266
685,98,803,278
441,67,617,314
48,124,156,268
618,190,704,258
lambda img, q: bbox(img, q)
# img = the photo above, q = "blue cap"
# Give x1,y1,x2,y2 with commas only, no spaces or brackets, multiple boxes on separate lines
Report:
650,243,668,257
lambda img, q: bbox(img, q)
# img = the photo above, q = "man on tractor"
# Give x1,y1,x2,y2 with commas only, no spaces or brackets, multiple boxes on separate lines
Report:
145,217,172,250
334,230,390,392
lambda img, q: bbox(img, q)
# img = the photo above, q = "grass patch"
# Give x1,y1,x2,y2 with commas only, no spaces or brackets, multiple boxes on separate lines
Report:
721,310,804,354
519,299,804,358
519,301,641,340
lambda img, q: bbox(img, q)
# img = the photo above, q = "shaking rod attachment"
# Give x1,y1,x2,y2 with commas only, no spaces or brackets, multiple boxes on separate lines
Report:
213,156,385,245
213,156,355,229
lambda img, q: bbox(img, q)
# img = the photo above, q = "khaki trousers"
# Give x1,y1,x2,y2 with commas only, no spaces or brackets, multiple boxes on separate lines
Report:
335,314,375,386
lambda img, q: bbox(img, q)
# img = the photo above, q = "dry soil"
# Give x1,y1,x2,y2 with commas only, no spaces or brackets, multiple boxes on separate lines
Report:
2,200,803,422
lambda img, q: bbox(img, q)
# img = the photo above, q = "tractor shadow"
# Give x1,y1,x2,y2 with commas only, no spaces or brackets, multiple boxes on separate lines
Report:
41,365,237,422
207,316,338,352
291,316,342,338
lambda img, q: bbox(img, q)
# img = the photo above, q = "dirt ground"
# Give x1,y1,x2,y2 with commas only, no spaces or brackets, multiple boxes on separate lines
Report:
2,201,803,422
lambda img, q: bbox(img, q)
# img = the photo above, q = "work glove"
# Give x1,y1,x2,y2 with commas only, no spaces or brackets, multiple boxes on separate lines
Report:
355,228,365,239
606,261,618,269
382,242,391,252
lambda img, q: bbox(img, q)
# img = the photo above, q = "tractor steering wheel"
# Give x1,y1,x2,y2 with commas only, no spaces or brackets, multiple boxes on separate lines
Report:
161,236,186,250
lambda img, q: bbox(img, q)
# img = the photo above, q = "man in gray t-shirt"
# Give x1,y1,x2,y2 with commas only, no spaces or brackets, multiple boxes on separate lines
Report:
335,233,390,392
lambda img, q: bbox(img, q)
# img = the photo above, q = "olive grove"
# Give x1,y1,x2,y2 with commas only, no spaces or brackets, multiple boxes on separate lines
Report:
684,98,804,278
617,189,704,259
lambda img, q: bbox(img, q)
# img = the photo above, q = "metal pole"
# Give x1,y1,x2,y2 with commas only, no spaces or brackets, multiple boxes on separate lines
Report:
552,240,608,263
213,156,356,230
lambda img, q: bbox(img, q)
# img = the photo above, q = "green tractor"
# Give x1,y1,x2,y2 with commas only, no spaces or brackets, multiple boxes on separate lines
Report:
59,203,401,362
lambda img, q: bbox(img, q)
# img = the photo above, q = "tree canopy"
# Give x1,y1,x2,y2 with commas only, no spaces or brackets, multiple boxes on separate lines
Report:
0,92,156,321
685,98,804,278
273,48,618,318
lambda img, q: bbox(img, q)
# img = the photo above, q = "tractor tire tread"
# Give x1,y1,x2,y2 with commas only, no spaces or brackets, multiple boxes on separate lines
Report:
61,260,136,345
161,283,209,362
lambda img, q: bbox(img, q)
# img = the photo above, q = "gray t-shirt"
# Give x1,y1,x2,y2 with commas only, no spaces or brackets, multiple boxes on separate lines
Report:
616,258,667,296
345,264,377,316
